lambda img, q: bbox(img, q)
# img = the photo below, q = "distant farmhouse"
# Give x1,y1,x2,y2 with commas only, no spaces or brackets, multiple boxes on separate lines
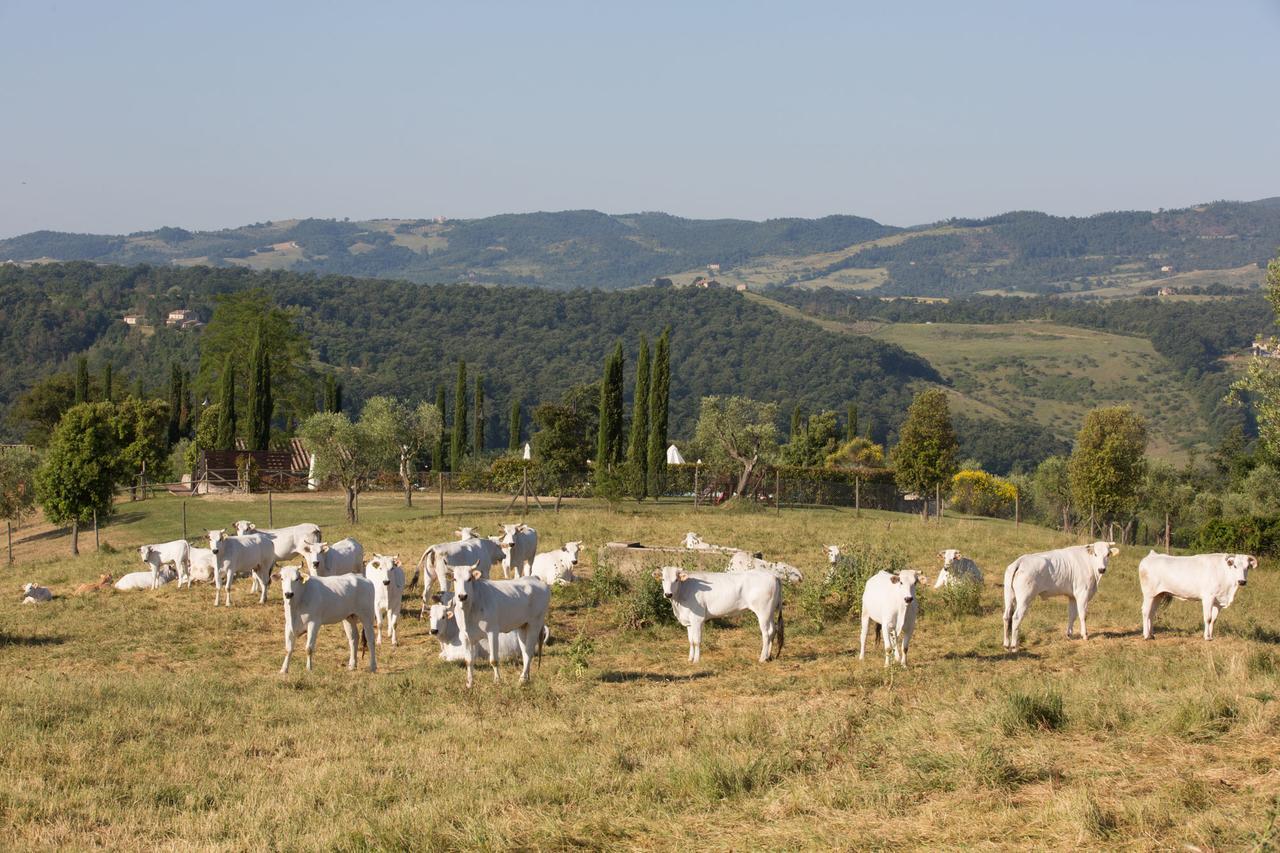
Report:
166,309,201,328
1157,286,1176,297
1252,340,1280,359
122,313,143,326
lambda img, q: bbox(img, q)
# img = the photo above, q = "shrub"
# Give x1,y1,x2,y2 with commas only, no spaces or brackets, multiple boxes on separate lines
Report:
949,469,1017,518
563,633,595,678
1000,690,1067,735
928,578,983,620
617,572,675,629
798,543,908,630
587,563,627,603
1193,515,1280,556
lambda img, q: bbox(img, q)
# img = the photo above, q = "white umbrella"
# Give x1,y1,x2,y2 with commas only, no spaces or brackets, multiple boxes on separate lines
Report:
666,444,685,464
523,442,532,461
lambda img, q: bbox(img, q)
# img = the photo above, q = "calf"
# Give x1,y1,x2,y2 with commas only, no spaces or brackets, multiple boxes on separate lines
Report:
208,529,277,606
298,538,364,578
234,521,322,566
364,555,405,646
139,540,191,589
1002,541,1117,651
824,545,842,583
427,590,548,663
935,549,983,588
115,567,177,590
1139,551,1256,640
656,565,784,663
74,574,113,594
860,570,926,667
728,550,803,584
278,565,378,674
498,523,538,578
21,583,52,604
448,565,551,688
188,547,217,584
530,541,582,585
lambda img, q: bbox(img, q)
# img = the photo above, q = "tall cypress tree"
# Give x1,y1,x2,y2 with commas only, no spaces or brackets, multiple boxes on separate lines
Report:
215,355,237,449
790,405,806,440
597,342,624,469
846,403,859,442
646,329,671,498
451,361,468,472
246,327,272,451
167,362,182,444
473,375,485,456
435,385,448,471
508,398,522,453
179,369,193,438
102,362,113,403
74,356,90,404
627,334,651,496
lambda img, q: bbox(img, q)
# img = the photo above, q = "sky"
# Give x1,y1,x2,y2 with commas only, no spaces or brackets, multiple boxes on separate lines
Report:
1,0,1278,237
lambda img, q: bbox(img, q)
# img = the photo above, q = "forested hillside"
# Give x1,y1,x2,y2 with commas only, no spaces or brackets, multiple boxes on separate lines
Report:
4,198,1277,294
0,263,937,444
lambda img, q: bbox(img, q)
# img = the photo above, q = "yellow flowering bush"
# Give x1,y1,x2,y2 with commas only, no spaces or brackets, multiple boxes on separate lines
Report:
950,469,1018,518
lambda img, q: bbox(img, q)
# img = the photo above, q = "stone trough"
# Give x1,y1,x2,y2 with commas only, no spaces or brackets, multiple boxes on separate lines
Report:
597,542,737,577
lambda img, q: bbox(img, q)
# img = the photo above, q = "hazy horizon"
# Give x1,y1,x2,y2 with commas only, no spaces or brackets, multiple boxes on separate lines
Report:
3,0,1278,238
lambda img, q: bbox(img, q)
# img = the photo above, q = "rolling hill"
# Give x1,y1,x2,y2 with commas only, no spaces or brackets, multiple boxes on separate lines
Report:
3,198,1277,296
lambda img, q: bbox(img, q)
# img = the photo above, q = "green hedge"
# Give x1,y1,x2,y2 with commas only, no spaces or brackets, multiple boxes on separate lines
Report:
1193,516,1280,556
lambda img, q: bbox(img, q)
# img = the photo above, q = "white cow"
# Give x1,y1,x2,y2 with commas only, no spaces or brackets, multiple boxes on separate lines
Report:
1002,541,1118,652
498,523,538,578
1139,551,1256,640
728,550,803,584
298,538,364,578
415,537,504,602
448,566,551,688
935,549,983,588
683,532,736,553
207,529,278,607
427,590,548,663
656,565,784,663
860,570,926,667
115,567,177,590
824,545,842,583
530,541,582,585
188,547,217,584
21,583,52,604
278,566,378,674
364,555,405,646
234,521,322,566
139,540,192,589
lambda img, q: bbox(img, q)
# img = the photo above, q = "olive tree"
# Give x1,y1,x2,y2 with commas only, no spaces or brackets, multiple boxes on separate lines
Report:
361,396,443,507
694,395,779,499
298,410,386,524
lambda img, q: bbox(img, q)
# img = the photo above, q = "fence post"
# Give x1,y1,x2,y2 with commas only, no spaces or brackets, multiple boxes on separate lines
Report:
439,472,445,517
93,509,99,551
775,470,781,516
268,490,274,528
6,520,11,565
182,500,188,541
1014,491,1020,528
694,465,699,510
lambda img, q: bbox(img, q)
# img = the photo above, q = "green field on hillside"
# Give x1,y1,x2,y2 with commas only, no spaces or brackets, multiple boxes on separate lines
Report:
2,493,1279,848
868,321,1207,458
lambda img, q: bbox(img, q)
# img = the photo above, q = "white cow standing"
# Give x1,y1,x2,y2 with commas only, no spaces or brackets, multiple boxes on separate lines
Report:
415,536,504,603
656,565,784,664
530,541,581,585
298,538,364,577
935,549,983,588
498,523,538,578
427,590,548,663
448,565,551,688
728,550,803,584
364,554,405,646
208,529,278,606
1002,541,1118,652
860,570,926,667
139,540,192,589
1138,551,1256,640
234,521,323,567
278,566,378,674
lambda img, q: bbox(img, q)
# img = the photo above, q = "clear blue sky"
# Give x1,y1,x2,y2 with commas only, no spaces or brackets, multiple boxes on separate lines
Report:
2,0,1278,237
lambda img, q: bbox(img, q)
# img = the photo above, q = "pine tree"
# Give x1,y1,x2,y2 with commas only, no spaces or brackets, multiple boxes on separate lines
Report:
323,375,344,413
435,386,448,471
74,356,90,405
102,362,113,403
451,361,468,472
646,329,671,497
215,355,236,449
626,334,651,497
473,375,485,456
597,342,624,469
508,397,522,453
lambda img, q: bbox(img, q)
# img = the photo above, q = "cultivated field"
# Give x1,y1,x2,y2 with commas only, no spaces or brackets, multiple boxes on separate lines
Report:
2,492,1279,849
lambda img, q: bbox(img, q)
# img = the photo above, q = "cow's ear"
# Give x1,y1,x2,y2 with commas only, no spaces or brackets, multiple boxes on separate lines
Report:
1084,544,1094,555
445,610,454,620
470,569,483,581
270,571,280,580
430,592,443,603
890,575,900,584
677,571,688,582
1249,556,1258,569
937,551,945,559
1108,546,1120,557
652,570,662,581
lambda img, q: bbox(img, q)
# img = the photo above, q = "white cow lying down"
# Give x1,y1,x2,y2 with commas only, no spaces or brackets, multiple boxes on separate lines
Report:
530,542,581,585
860,570,925,667
1139,551,1255,640
656,565,783,663
683,532,738,553
935,549,983,588
728,550,803,584
1003,541,1117,652
427,590,550,663
21,583,52,604
116,567,178,590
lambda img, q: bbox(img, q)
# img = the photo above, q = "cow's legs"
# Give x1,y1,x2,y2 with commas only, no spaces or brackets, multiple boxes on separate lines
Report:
281,625,295,674
1142,594,1158,639
463,640,476,689
1076,593,1090,641
389,609,398,646
884,625,895,667
688,620,703,663
342,618,358,669
1008,598,1030,652
256,565,272,604
756,609,773,663
489,630,502,682
859,615,871,660
515,627,533,683
1065,597,1078,639
361,614,378,672
305,622,319,671
1202,599,1215,640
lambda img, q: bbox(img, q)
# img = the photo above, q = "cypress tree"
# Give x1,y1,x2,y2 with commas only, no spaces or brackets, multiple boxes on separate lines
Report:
179,369,193,438
597,342,624,469
168,363,183,443
508,398,522,453
646,329,671,497
74,356,90,404
627,334,651,496
102,362,113,403
215,356,236,449
323,376,336,412
258,355,272,450
846,403,859,442
473,375,485,456
451,361,467,471
790,405,806,440
435,385,448,471
246,328,272,451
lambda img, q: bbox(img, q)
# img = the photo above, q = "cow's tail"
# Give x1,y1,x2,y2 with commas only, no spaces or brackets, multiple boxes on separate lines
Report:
1002,558,1021,636
359,617,369,661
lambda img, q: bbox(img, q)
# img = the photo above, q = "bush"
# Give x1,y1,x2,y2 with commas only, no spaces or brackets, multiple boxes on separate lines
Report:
928,578,983,620
949,469,1017,518
617,572,676,630
798,543,908,630
587,563,627,602
1193,515,1280,556
1000,690,1067,734
563,633,595,678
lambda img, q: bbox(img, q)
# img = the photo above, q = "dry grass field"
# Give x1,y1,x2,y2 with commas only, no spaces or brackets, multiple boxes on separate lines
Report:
2,492,1279,849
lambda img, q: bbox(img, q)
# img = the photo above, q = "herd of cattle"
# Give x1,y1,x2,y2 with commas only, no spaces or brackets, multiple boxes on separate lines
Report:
18,521,1260,680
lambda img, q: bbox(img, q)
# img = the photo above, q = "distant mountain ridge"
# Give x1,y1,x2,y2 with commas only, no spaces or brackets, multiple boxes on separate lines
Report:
3,198,1278,295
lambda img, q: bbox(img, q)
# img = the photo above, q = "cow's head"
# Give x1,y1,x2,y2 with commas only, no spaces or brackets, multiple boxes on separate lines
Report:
456,527,477,541
22,582,36,595
1225,554,1257,587
1083,541,1119,575
98,573,113,585
297,541,329,574
428,591,454,636
654,565,688,599
207,529,229,556
366,553,398,573
890,569,925,604
498,524,521,548
451,564,482,603
234,520,256,535
825,545,841,565
279,566,304,601
938,549,962,567
563,541,583,564
683,532,703,549
139,545,156,565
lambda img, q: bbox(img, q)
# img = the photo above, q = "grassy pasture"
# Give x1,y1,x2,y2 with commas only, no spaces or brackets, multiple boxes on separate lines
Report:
2,492,1279,849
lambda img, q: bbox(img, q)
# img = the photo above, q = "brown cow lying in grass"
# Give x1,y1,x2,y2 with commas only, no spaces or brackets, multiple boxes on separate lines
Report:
74,574,113,594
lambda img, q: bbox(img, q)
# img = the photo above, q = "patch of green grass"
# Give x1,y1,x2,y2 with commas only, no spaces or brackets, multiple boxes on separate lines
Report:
1000,690,1067,734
